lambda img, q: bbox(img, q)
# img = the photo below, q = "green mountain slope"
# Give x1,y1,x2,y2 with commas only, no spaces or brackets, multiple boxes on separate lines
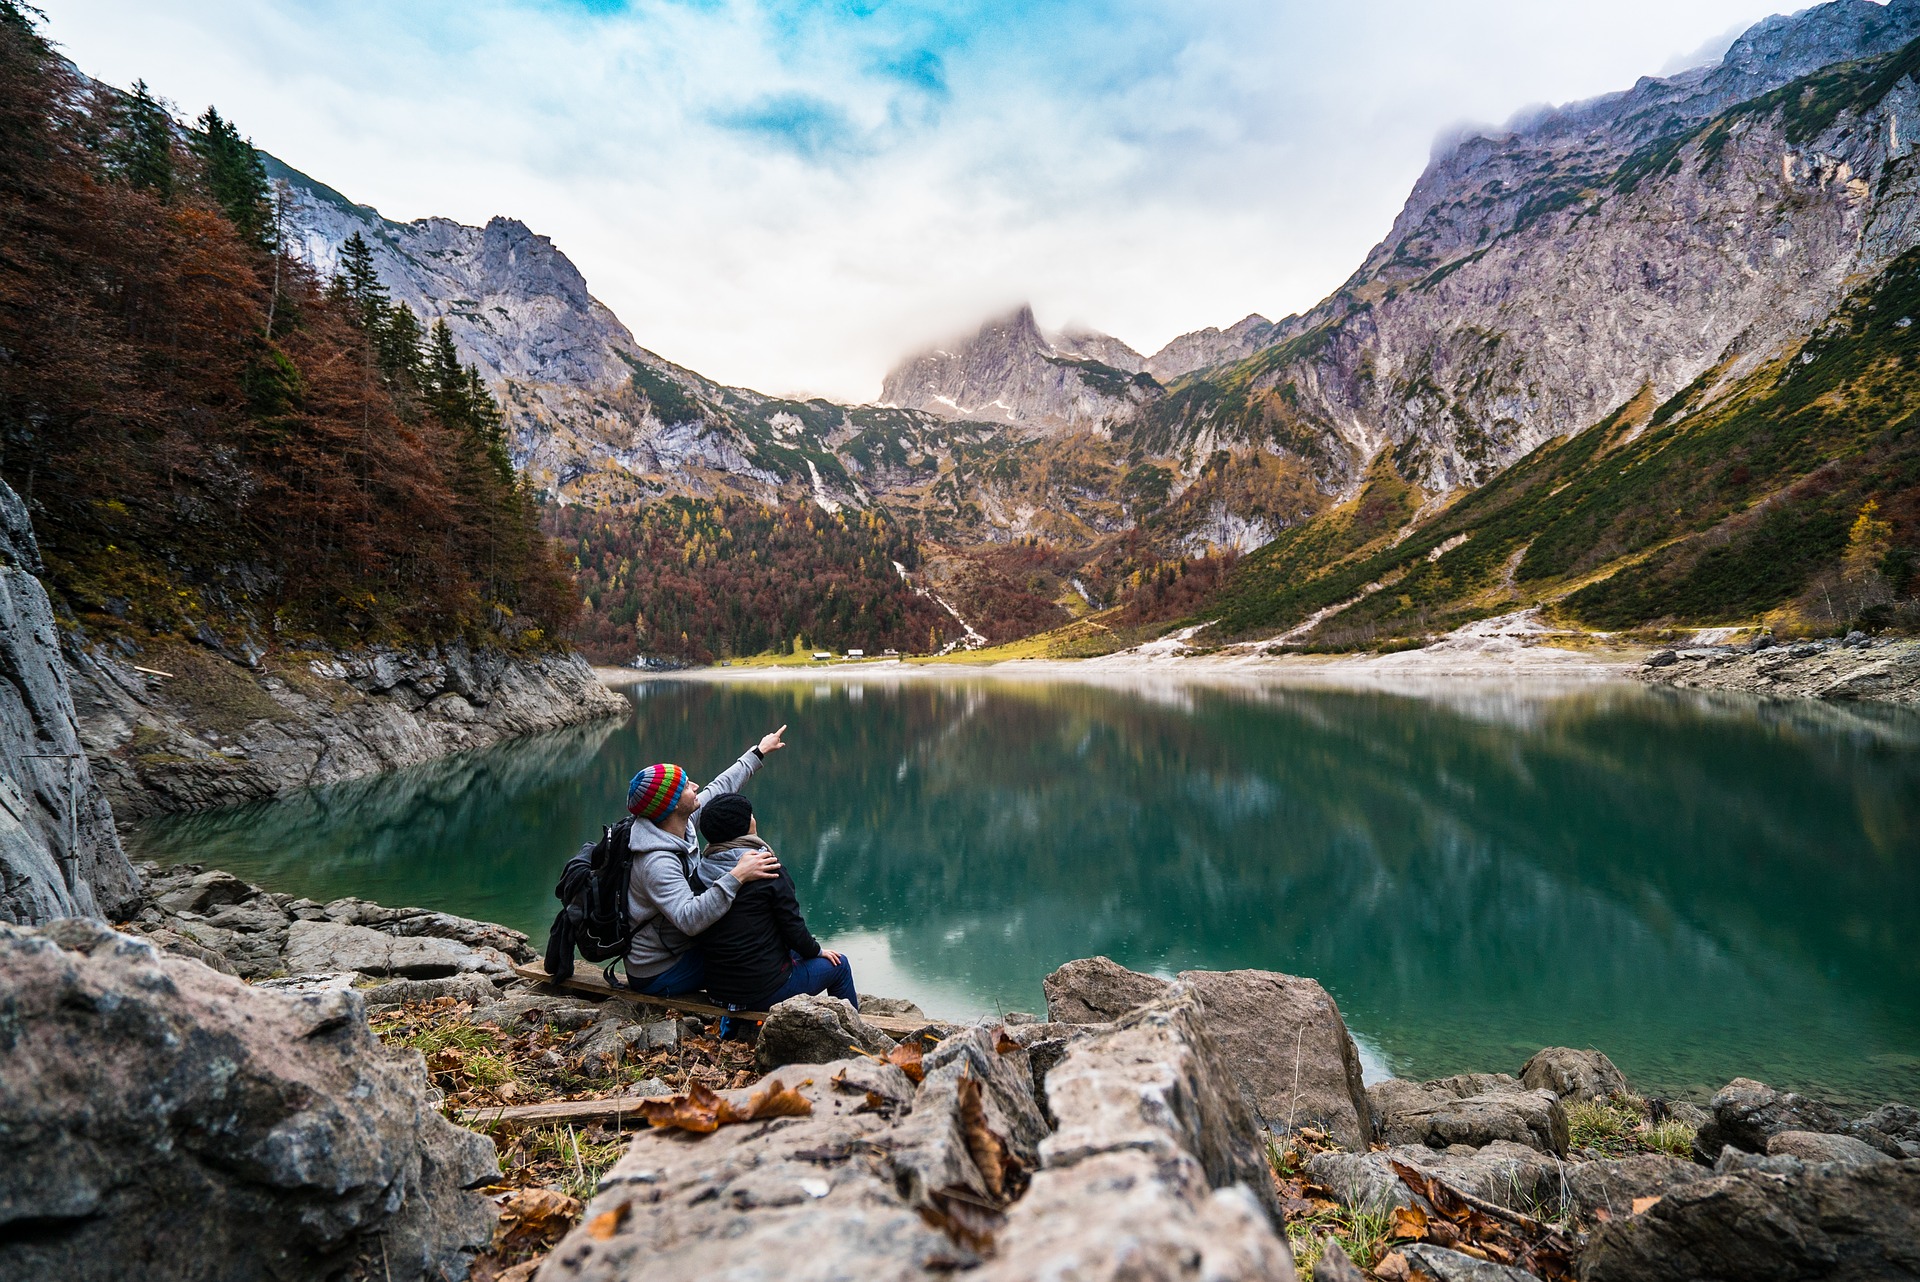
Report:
1197,247,1920,645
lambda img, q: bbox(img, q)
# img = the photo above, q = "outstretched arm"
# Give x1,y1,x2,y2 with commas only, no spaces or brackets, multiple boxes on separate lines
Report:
697,725,789,807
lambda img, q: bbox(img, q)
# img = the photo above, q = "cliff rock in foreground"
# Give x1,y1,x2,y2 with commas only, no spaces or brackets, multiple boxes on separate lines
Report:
0,478,137,923
0,917,498,1282
68,638,628,819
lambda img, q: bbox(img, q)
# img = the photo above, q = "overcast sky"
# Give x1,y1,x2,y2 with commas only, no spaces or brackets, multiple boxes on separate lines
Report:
45,0,1806,401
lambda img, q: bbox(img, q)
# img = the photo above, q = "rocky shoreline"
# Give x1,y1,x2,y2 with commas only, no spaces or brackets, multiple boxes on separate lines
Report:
1635,634,1920,704
5,862,1911,1282
67,637,628,819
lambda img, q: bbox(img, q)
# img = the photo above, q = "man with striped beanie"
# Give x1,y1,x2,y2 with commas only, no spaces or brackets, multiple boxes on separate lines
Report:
620,725,788,997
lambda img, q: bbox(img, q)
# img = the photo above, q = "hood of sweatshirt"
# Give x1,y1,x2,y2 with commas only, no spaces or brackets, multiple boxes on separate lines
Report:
695,834,770,887
628,817,694,858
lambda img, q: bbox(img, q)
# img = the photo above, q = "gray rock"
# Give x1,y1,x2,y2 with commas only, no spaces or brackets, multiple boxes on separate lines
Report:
1767,1130,1893,1167
1369,1075,1569,1155
324,897,535,962
0,920,496,1282
1306,1140,1558,1214
1400,1244,1540,1282
567,1019,678,1078
1645,649,1679,668
1579,1155,1920,1282
0,477,139,925
282,917,514,980
538,985,1300,1282
154,868,260,915
1041,955,1170,1023
68,631,627,820
1316,1240,1369,1282
1519,1046,1629,1101
363,974,502,1007
1693,1077,1852,1161
755,992,896,1071
859,994,927,1019
1564,1154,1708,1221
468,989,611,1030
1043,958,1374,1150
1853,1104,1920,1159
252,970,360,995
999,1019,1107,1127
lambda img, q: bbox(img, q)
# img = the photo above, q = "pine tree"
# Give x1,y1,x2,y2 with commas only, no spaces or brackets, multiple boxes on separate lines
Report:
377,300,425,391
335,232,388,332
425,319,466,420
113,80,173,200
192,106,272,248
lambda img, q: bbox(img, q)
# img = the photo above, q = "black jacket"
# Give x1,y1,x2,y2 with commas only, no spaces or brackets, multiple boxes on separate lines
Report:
693,850,821,1008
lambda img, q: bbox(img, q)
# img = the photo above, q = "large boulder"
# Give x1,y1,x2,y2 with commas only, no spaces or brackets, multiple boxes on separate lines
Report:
1368,1074,1569,1155
754,992,897,1071
1306,1141,1560,1214
282,917,515,980
542,989,1297,1281
1042,957,1373,1150
1578,1154,1920,1281
1519,1047,1629,1102
1693,1078,1853,1162
0,477,138,924
0,919,496,1281
1563,1154,1709,1221
1766,1131,1894,1167
1041,955,1172,1022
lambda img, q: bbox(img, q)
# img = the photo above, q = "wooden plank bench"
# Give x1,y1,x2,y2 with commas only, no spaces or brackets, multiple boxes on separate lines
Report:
510,961,948,1041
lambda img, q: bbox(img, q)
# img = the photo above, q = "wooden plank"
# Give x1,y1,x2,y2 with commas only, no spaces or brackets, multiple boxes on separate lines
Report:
510,961,763,1020
511,960,951,1039
457,1098,656,1127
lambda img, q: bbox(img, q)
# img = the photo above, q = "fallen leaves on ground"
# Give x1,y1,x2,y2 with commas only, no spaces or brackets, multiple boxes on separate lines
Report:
1386,1159,1576,1281
493,1188,583,1254
637,1077,814,1133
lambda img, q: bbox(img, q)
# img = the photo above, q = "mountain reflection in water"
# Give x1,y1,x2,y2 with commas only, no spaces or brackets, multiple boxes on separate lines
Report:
130,676,1920,1106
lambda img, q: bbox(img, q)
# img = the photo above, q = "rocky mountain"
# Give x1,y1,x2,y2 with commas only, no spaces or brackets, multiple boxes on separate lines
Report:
1135,0,1920,495
267,0,1920,633
876,306,1283,427
1143,314,1280,382
267,159,981,514
877,305,1161,429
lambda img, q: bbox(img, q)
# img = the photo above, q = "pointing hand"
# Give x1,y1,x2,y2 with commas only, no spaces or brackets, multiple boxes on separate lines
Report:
758,724,789,755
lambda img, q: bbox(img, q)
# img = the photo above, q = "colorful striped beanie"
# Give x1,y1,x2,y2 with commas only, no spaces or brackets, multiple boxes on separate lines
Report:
627,763,688,820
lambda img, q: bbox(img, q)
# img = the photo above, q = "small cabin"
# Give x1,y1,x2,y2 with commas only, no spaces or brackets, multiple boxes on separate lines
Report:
812,651,832,661
846,649,865,659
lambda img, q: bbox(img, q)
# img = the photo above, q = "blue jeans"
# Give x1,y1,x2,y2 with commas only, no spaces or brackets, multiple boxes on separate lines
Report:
764,952,858,1010
623,951,706,997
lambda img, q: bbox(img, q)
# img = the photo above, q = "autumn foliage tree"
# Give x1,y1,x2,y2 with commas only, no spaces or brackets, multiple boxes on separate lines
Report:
0,4,575,650
549,498,956,663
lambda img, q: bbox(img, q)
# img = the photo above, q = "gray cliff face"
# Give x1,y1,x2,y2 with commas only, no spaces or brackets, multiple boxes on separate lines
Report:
1153,0,1920,494
879,306,1161,430
0,480,137,923
1144,314,1279,383
67,638,627,818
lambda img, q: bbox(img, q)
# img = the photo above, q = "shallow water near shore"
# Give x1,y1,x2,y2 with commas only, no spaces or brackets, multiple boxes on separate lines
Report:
129,675,1920,1107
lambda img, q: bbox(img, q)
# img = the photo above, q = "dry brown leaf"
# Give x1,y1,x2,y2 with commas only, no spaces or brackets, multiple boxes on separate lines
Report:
586,1202,628,1241
734,1077,813,1121
994,1028,1021,1055
638,1081,726,1132
494,1187,583,1251
1374,1249,1412,1282
955,1075,1023,1203
1631,1195,1662,1215
887,1042,926,1083
1389,1204,1430,1241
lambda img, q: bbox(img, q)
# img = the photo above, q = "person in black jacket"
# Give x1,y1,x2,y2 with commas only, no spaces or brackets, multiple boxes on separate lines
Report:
692,793,858,1012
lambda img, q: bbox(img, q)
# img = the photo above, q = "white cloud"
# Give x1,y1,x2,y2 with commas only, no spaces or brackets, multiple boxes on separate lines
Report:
42,0,1796,401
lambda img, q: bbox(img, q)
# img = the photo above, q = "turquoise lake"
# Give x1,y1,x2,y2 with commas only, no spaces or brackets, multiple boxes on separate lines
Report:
127,674,1920,1107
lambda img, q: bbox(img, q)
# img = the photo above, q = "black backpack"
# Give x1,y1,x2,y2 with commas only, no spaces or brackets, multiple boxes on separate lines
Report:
543,817,639,981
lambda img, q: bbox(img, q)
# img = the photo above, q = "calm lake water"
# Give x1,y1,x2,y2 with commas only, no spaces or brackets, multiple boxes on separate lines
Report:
128,674,1920,1107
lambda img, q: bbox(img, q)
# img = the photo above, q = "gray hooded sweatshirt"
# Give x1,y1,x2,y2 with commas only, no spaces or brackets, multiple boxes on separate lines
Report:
622,747,763,978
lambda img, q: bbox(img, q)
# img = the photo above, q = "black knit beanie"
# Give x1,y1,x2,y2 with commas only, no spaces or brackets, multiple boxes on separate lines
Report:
697,792,754,845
